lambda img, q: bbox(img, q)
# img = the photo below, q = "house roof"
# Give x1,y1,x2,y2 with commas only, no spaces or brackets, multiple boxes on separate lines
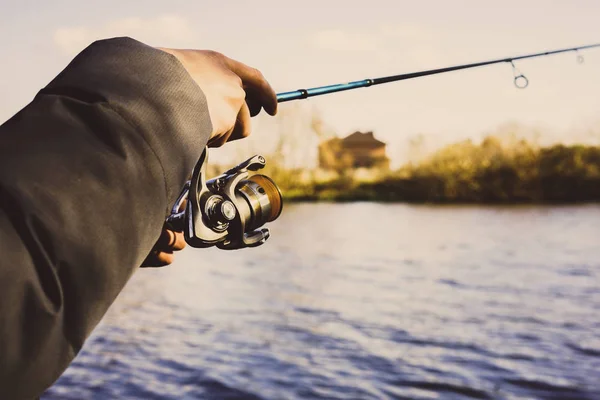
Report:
342,131,386,146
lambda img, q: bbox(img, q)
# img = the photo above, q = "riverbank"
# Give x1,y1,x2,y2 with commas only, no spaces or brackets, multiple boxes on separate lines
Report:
267,136,600,203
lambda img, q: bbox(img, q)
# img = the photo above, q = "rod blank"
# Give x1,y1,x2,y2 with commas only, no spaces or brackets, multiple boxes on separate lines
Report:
276,43,600,103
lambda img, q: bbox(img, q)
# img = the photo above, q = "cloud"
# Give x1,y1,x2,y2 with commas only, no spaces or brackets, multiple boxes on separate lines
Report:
53,15,198,56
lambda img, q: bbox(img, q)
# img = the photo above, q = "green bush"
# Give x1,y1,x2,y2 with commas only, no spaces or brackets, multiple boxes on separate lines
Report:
256,135,600,203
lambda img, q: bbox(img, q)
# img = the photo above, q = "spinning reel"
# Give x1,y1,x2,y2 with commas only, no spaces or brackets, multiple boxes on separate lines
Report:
165,148,283,250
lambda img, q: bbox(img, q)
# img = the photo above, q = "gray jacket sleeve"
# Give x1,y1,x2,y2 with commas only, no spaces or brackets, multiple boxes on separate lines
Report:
0,37,212,399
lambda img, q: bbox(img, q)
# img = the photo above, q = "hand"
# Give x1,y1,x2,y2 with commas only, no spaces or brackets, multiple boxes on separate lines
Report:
157,48,278,147
141,226,186,267
141,199,187,268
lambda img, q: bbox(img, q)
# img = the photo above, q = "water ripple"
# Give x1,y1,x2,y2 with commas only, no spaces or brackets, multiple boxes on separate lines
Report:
43,204,600,399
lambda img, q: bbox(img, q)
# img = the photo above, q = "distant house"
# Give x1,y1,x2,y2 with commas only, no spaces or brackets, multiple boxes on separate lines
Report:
318,131,390,171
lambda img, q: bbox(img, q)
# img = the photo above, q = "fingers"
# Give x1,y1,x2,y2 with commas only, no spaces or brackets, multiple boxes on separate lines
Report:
142,250,175,267
208,100,251,147
223,57,278,116
246,96,261,117
229,101,252,142
159,48,277,143
208,124,235,148
141,228,186,268
142,250,174,268
155,229,186,252
155,252,174,265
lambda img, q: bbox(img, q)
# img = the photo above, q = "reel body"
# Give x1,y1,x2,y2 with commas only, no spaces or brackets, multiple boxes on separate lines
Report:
166,148,283,250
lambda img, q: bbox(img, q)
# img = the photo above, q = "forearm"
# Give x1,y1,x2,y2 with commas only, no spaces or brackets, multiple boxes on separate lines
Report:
0,37,211,398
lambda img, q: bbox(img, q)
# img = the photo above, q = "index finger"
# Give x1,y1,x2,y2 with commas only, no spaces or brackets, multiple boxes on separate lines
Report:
223,57,278,116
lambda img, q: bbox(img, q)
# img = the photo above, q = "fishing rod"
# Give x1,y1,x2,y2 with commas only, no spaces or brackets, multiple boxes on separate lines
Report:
276,42,600,102
168,42,600,250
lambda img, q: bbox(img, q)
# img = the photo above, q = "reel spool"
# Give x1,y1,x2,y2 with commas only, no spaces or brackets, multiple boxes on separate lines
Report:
166,148,283,250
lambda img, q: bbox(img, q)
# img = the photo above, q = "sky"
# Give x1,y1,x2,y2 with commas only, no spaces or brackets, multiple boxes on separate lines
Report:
1,0,600,167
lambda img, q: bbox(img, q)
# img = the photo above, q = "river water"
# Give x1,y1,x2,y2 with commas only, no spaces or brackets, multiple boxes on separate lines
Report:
44,203,600,399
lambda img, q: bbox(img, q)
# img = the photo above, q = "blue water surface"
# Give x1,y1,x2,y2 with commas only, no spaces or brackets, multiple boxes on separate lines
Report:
44,204,600,399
